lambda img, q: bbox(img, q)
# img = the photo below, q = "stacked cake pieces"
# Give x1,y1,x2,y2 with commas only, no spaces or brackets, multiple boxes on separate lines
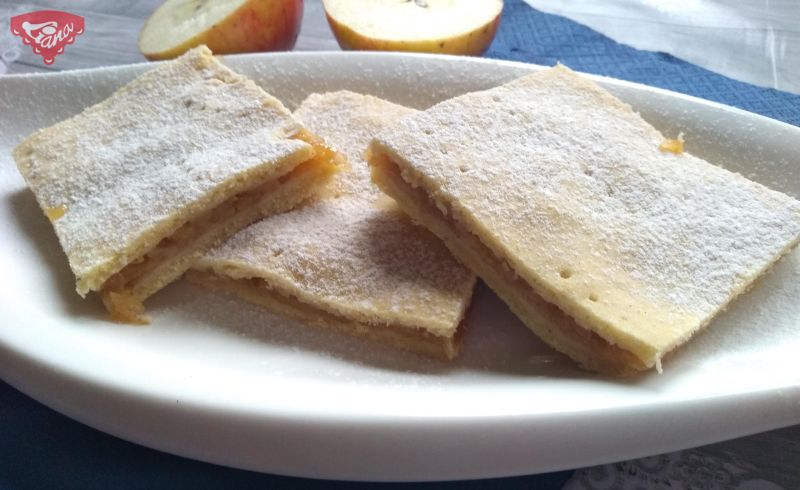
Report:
369,65,800,375
13,46,800,372
190,91,476,359
13,46,340,323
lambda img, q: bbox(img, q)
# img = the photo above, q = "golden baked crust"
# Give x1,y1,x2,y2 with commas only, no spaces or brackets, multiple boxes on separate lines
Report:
192,91,476,359
186,270,463,360
13,46,338,322
368,65,800,373
99,150,338,323
370,152,645,374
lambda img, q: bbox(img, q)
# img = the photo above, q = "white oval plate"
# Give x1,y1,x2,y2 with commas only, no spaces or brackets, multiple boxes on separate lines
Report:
0,52,798,482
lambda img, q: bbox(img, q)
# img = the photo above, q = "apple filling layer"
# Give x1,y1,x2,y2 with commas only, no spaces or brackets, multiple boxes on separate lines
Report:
101,135,340,324
369,152,645,375
187,270,463,360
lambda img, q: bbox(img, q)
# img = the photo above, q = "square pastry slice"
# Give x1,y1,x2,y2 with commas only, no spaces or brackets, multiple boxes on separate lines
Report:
368,65,800,375
188,91,476,360
13,46,340,323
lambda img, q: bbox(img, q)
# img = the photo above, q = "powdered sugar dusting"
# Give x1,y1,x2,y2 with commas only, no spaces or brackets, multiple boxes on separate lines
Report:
201,91,475,333
13,46,309,292
376,65,800,353
295,91,414,198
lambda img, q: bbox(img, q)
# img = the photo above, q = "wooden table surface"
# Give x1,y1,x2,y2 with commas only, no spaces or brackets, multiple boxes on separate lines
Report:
1,0,339,74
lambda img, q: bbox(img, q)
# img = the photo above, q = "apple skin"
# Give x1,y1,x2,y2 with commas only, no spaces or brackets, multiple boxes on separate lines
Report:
140,0,304,61
325,9,501,56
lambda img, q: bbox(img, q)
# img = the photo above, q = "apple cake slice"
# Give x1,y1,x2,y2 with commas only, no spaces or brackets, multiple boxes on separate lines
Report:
13,46,341,323
368,65,800,375
189,91,476,360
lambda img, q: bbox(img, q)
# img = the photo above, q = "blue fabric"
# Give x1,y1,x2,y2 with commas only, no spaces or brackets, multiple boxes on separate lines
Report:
0,380,571,489
2,1,798,488
487,0,800,127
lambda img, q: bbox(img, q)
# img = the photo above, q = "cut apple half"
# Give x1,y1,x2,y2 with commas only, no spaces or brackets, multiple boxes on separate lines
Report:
323,0,503,56
139,0,303,61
